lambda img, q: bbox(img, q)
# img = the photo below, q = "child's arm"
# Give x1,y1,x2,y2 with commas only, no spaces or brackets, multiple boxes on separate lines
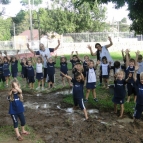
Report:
4,51,10,61
121,49,125,60
53,40,60,51
15,50,20,60
70,51,74,60
133,65,139,82
75,51,83,63
32,53,36,64
87,45,96,56
61,72,72,80
15,86,22,94
125,49,130,68
126,72,132,82
105,36,113,49
95,60,100,69
135,50,140,66
54,54,57,63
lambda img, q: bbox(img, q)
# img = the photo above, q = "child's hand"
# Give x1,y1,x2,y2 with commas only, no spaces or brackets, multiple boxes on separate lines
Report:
125,49,130,54
87,45,91,50
75,51,78,54
135,50,140,55
121,49,124,52
108,36,112,41
17,50,20,53
135,65,139,71
58,39,60,45
71,51,74,54
11,88,17,93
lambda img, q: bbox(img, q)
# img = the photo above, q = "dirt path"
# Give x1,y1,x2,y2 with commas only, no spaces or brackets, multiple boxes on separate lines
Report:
1,90,143,143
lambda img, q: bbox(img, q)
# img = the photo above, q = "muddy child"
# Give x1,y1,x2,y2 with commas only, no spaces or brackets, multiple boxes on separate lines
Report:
8,79,30,141
61,72,88,120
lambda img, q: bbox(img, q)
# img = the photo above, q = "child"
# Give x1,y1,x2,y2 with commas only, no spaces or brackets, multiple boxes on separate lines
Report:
60,56,71,86
135,51,143,81
3,51,11,87
10,50,19,78
70,51,81,68
83,55,89,86
20,58,28,86
100,56,111,89
8,79,30,141
133,67,143,121
26,59,35,89
125,49,137,103
113,61,121,74
61,72,88,120
35,56,44,90
112,70,126,118
46,55,57,88
84,60,100,102
0,56,5,86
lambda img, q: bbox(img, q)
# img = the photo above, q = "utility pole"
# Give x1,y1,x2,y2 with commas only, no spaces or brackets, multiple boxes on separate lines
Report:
13,22,15,49
28,0,33,42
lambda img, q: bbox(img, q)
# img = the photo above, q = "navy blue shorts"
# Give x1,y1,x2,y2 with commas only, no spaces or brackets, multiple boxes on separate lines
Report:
48,74,54,83
27,76,35,83
36,73,44,80
127,83,136,96
73,98,85,110
12,72,17,78
137,74,140,81
86,82,96,89
0,73,5,82
134,104,143,119
3,70,10,77
102,75,109,79
44,68,47,78
112,97,125,104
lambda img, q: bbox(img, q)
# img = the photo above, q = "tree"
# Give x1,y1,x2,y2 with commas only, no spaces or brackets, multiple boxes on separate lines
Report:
75,0,143,34
20,0,43,6
0,0,10,15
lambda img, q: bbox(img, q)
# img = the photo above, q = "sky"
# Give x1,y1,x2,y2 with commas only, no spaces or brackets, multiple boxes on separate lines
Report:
2,0,131,24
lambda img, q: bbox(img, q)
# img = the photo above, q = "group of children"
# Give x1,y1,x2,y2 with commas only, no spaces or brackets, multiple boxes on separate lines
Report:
3,47,143,141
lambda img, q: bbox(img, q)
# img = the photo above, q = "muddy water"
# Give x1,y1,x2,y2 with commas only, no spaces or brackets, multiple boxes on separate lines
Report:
1,91,143,143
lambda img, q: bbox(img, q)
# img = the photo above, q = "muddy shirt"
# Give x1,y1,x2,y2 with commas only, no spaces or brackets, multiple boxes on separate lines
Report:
71,78,84,99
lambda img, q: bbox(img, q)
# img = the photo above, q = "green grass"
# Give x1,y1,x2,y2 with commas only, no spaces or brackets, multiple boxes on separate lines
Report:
63,85,135,115
0,125,44,143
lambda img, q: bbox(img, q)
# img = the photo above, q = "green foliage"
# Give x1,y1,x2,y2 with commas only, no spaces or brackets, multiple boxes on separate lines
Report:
75,0,143,34
0,17,12,40
0,0,10,4
20,0,43,6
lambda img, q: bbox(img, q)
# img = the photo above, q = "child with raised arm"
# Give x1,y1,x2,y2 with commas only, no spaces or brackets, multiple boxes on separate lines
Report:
33,54,44,90
10,50,19,79
46,55,57,88
125,49,137,103
70,51,81,68
61,72,88,120
84,60,100,102
112,70,126,118
8,79,30,141
100,56,111,89
60,56,71,86
3,51,11,87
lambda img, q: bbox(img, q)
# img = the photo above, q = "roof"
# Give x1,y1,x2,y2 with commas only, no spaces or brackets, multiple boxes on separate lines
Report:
18,29,39,40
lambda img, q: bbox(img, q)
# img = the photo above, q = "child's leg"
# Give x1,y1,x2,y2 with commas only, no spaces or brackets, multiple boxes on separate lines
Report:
127,96,131,102
62,76,65,86
119,104,124,118
29,83,32,89
5,77,8,85
92,89,96,99
83,109,88,120
134,96,137,103
31,83,34,89
85,89,90,100
38,80,41,87
103,78,106,88
67,77,72,86
114,103,117,113
48,82,51,88
106,79,109,89
42,79,44,88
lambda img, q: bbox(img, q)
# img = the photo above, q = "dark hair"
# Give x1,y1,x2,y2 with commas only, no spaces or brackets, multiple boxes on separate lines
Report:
102,56,107,61
60,57,67,62
89,59,94,64
138,55,142,60
95,43,101,61
10,56,16,62
114,61,120,68
73,55,78,58
75,62,81,65
75,72,81,78
129,58,135,63
3,56,9,61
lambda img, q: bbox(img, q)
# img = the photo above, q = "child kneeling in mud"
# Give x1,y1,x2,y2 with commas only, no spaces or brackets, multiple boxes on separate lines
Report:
61,72,88,120
8,79,30,141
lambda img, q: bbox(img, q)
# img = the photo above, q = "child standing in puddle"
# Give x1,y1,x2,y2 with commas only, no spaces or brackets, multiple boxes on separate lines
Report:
8,79,30,141
61,72,88,120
